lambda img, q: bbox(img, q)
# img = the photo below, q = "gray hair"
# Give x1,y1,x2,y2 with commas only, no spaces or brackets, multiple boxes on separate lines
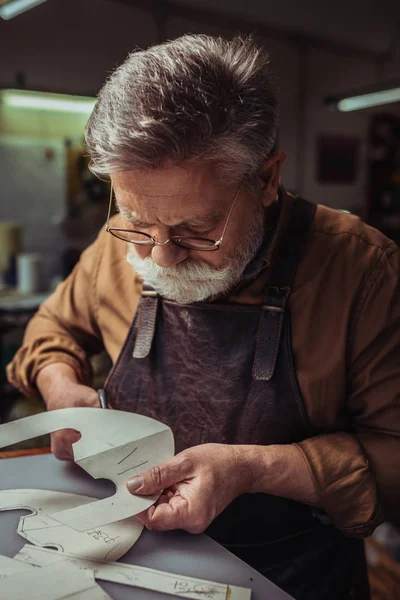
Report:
85,34,279,184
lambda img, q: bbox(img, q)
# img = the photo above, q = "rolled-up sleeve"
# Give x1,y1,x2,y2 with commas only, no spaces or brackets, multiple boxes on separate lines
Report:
7,230,106,399
295,244,400,537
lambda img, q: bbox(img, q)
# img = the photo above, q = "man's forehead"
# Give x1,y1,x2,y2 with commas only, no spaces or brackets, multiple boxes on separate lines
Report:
111,163,220,197
114,185,217,218
115,183,190,200
111,165,232,220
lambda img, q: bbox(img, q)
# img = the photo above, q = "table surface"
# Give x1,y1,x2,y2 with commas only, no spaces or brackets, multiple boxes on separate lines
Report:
0,454,294,600
0,290,49,312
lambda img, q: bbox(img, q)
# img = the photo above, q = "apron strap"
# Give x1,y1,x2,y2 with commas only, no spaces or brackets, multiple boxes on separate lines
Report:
132,287,159,359
253,197,316,381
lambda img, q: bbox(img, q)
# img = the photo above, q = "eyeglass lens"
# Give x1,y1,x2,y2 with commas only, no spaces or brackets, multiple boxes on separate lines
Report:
109,229,219,250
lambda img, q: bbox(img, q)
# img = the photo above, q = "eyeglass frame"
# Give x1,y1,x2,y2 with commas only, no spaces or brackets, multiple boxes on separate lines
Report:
105,175,248,252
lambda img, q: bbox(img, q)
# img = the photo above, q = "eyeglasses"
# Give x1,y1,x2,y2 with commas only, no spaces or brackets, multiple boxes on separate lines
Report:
105,176,247,252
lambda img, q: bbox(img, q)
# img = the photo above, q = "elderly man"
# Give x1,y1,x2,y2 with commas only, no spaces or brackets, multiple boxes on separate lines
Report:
7,35,400,600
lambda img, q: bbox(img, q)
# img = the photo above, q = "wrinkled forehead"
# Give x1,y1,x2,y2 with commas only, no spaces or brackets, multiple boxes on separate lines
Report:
110,163,234,219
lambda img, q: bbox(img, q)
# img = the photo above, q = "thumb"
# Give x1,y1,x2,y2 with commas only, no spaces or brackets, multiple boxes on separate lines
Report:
126,456,191,496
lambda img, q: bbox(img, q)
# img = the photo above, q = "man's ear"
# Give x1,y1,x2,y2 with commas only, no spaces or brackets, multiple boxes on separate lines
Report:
258,150,286,207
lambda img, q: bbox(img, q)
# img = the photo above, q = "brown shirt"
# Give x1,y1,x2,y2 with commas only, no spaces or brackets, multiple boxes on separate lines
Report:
7,190,400,538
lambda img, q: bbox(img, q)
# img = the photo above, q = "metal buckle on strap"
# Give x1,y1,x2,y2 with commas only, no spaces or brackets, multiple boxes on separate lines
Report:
261,286,290,313
262,305,284,313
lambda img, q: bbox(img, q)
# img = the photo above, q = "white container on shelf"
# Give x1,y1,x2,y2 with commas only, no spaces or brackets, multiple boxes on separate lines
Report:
17,253,41,294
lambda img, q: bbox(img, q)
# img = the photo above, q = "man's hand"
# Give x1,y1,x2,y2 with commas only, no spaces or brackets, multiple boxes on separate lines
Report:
126,443,255,534
36,363,100,461
126,443,320,534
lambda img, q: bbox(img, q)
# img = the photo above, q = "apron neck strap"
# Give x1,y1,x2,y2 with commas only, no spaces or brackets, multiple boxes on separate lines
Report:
264,197,316,298
132,286,159,359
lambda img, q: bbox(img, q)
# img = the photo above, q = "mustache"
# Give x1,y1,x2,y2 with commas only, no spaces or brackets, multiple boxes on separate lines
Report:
126,245,240,304
133,256,232,281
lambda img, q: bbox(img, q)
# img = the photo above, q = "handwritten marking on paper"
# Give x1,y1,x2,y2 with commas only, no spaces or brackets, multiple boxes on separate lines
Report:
117,447,138,465
86,530,121,544
174,580,222,597
113,569,225,598
115,570,141,584
117,460,149,476
111,561,225,598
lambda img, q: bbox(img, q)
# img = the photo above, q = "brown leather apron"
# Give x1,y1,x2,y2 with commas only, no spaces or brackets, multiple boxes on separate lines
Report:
105,197,370,600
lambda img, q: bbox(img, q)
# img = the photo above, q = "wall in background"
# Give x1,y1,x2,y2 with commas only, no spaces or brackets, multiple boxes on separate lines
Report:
0,0,399,215
0,136,66,284
304,49,375,212
0,92,99,286
0,96,91,142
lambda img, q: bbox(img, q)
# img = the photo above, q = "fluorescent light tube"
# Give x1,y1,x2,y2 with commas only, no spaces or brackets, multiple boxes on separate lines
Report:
2,90,96,114
0,0,49,20
337,87,400,112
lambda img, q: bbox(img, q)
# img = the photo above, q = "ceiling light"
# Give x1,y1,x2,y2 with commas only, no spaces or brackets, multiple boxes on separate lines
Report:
325,81,400,112
0,0,50,20
2,90,96,114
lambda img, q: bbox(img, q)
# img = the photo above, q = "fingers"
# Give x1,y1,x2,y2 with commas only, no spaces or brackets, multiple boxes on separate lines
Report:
45,382,101,459
136,495,187,531
126,454,193,496
136,494,206,534
50,429,81,461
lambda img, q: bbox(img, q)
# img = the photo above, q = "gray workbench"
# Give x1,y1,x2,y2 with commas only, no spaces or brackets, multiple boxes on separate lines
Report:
0,454,294,599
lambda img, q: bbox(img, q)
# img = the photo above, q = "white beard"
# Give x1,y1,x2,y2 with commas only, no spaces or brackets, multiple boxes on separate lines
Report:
126,205,265,304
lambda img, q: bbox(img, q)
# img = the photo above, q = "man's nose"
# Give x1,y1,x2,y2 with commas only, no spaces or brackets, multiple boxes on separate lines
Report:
151,240,189,267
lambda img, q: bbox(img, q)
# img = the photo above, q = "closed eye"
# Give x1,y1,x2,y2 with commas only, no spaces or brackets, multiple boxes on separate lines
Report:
184,226,215,235
178,217,223,235
120,214,152,230
124,219,217,235
130,220,152,230
117,206,149,228
118,206,221,234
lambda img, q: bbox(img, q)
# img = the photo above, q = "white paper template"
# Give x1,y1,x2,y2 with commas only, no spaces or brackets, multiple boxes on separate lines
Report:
0,554,33,578
0,489,143,560
0,558,112,600
0,408,174,530
14,545,252,600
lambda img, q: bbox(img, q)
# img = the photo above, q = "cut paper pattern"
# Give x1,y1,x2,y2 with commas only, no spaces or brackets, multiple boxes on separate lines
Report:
0,407,174,530
1,557,112,599
0,489,143,560
0,553,33,578
14,545,252,600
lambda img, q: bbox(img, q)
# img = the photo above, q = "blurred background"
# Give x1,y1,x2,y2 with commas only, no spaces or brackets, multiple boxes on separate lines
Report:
0,0,400,594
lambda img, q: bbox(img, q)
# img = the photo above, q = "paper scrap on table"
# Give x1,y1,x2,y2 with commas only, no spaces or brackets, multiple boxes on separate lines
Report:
0,407,174,530
0,557,112,600
14,545,252,600
0,489,143,560
0,553,34,578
